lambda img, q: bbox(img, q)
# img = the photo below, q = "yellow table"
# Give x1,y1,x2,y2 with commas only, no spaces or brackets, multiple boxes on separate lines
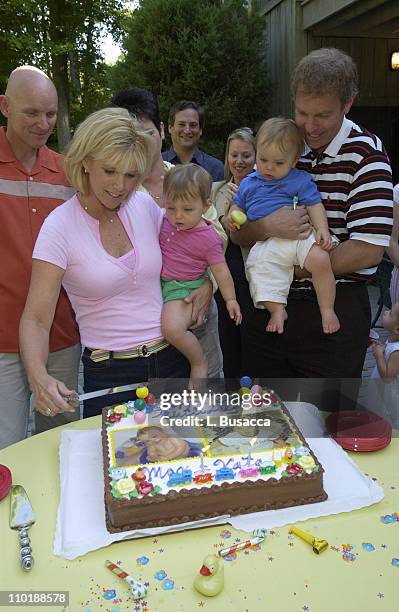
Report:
0,417,398,612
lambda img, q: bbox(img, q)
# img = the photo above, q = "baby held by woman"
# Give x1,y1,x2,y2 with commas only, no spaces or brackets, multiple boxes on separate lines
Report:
160,164,241,387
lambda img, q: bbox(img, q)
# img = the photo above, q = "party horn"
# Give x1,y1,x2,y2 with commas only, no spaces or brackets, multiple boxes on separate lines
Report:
289,526,328,554
105,560,147,599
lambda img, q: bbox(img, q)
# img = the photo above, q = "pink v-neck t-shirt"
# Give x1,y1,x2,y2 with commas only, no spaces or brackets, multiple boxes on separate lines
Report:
33,193,164,350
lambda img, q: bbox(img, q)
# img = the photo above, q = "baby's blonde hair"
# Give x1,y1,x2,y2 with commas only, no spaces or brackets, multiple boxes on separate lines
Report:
163,163,212,204
256,117,304,159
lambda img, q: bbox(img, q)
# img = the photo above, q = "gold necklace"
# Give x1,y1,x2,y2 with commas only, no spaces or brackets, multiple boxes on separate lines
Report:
145,173,164,204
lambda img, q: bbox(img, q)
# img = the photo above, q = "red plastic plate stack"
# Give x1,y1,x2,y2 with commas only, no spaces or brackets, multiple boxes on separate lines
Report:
325,410,392,452
0,464,12,501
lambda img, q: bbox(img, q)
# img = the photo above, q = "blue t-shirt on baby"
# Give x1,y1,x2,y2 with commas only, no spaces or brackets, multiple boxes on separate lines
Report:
234,167,321,222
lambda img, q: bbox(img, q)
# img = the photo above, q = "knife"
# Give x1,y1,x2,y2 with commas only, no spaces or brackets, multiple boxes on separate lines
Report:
9,485,35,571
64,381,149,406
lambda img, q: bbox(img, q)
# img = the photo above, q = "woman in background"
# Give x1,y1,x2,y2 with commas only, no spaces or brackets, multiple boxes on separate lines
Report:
211,128,256,388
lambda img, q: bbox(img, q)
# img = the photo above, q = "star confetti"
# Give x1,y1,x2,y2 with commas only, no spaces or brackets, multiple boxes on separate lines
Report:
378,593,384,599
197,602,205,607
302,606,309,611
268,556,274,561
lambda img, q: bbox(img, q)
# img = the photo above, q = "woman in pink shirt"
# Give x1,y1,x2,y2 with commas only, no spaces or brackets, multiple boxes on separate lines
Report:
19,108,208,418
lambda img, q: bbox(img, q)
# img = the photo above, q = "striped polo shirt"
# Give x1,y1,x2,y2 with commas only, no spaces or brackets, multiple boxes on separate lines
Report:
0,127,79,352
296,117,393,283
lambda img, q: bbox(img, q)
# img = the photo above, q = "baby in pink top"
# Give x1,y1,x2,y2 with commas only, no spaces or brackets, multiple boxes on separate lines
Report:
160,164,241,386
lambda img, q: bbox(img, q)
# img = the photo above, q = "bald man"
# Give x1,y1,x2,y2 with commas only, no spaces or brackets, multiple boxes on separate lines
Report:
0,66,80,449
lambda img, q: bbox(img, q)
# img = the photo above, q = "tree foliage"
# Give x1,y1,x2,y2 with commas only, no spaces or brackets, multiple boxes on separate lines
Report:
109,0,271,158
0,0,124,148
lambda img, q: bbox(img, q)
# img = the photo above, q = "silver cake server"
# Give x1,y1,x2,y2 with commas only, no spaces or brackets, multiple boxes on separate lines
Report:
9,485,35,571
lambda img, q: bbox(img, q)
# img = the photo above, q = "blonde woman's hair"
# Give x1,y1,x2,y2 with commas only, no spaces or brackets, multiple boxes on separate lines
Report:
256,117,304,159
163,163,212,204
64,107,154,195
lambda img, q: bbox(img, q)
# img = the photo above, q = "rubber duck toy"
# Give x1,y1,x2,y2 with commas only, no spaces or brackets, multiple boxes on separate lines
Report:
193,554,224,597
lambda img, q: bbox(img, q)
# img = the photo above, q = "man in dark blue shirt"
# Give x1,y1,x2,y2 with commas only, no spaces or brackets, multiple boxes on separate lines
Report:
162,100,224,181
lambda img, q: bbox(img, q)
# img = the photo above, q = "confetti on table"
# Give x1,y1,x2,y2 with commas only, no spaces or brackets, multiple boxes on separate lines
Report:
103,589,116,600
162,579,175,590
136,556,149,566
377,592,384,599
220,529,231,539
362,543,375,552
391,558,399,568
154,570,167,580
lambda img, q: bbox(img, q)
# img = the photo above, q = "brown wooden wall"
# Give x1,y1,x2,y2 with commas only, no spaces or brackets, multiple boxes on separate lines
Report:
309,36,399,105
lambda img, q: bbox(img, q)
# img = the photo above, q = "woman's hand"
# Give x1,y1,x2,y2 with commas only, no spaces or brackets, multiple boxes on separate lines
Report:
32,373,77,417
185,279,213,328
224,182,238,214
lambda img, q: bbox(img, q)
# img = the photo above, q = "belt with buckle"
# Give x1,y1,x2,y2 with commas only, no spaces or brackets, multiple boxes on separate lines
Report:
87,338,169,362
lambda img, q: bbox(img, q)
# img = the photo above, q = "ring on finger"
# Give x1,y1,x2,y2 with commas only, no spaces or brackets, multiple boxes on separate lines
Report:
46,407,52,416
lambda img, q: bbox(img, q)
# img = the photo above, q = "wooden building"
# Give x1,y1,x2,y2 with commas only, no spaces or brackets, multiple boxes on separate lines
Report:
259,0,399,180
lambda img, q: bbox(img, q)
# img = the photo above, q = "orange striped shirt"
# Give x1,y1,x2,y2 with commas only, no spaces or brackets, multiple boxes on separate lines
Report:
0,127,79,352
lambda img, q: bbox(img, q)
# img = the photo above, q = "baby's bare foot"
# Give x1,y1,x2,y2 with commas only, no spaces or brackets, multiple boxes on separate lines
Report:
266,310,288,334
321,309,340,334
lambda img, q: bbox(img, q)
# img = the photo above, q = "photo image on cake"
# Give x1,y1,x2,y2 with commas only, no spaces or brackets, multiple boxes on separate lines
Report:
112,425,202,467
200,410,301,456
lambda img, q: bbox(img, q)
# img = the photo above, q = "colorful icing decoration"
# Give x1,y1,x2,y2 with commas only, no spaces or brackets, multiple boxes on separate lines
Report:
154,570,167,580
298,456,316,472
239,466,259,478
362,543,375,552
215,467,235,481
250,384,263,406
132,468,146,482
145,392,156,404
113,404,127,415
193,472,213,484
109,467,126,480
136,386,149,399
134,410,146,424
134,398,147,411
391,558,399,568
137,481,154,496
108,413,122,423
167,470,193,487
259,461,276,475
151,485,162,495
116,478,136,495
284,448,294,463
240,376,253,388
295,445,311,456
285,463,304,477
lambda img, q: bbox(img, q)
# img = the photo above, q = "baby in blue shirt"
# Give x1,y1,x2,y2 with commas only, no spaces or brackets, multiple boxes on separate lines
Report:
227,117,340,334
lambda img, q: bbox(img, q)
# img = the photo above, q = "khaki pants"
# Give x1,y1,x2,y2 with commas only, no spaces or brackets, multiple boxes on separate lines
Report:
193,298,223,378
0,343,81,449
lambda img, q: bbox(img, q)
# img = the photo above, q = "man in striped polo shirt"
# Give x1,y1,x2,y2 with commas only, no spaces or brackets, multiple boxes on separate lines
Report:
233,48,393,409
0,66,80,448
